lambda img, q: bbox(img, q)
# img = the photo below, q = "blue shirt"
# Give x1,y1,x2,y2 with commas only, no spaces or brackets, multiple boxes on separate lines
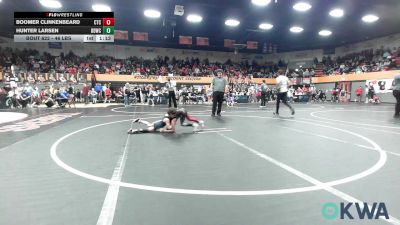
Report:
95,84,102,92
21,92,30,98
59,91,68,99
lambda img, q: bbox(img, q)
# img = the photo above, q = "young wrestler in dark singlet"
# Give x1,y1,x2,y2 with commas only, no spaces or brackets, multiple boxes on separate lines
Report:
173,108,205,132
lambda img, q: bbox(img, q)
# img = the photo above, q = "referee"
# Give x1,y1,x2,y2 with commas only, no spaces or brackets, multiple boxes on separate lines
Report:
166,78,177,108
274,69,295,116
211,70,228,116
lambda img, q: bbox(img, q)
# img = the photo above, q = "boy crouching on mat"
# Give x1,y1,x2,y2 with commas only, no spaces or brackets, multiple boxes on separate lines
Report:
173,108,205,132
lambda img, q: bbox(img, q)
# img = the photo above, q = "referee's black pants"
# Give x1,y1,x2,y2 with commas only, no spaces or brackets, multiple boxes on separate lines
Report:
276,92,294,114
212,91,224,115
168,91,177,108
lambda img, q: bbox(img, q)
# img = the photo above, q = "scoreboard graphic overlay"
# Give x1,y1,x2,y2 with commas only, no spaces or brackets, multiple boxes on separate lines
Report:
14,12,114,42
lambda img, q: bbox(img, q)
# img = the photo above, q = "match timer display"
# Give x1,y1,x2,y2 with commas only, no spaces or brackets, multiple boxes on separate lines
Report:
14,12,115,43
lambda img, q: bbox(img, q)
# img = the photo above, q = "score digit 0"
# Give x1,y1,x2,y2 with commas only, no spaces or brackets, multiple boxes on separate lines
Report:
103,26,114,34
102,18,114,26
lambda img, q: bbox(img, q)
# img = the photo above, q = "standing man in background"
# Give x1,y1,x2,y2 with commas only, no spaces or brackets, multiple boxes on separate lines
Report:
123,83,130,107
91,71,97,89
166,78,177,108
211,70,228,116
368,83,375,101
260,80,268,107
274,70,295,116
355,86,363,102
393,74,400,118
82,83,89,104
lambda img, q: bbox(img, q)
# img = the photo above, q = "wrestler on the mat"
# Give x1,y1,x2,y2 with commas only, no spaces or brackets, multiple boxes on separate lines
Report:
171,108,205,132
127,109,177,134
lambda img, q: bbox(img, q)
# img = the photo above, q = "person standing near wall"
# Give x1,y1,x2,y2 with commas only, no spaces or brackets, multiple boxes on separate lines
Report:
365,84,369,103
355,86,363,102
123,83,130,107
166,78,177,108
211,70,228,116
91,72,97,89
82,83,89,104
368,83,375,101
392,74,400,118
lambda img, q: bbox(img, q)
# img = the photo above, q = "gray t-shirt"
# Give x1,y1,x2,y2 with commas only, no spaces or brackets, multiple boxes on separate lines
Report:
261,83,268,92
393,74,400,91
212,77,227,92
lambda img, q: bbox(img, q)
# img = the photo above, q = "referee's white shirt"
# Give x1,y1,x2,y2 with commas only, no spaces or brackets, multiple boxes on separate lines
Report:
276,75,289,93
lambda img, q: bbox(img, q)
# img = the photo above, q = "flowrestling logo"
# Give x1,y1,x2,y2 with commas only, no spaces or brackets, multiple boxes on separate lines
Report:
322,202,389,220
0,113,81,132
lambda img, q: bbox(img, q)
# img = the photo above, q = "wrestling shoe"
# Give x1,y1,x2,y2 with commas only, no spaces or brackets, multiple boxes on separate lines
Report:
192,123,199,133
127,129,139,134
199,120,205,129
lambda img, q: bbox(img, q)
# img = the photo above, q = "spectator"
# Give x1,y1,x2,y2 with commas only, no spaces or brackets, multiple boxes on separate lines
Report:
90,88,98,104
355,86,363,102
56,89,69,107
123,83,130,107
76,89,82,103
19,89,30,108
95,83,103,101
82,83,89,104
105,85,112,103
296,87,303,95
288,86,295,103
368,83,375,101
303,69,311,77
